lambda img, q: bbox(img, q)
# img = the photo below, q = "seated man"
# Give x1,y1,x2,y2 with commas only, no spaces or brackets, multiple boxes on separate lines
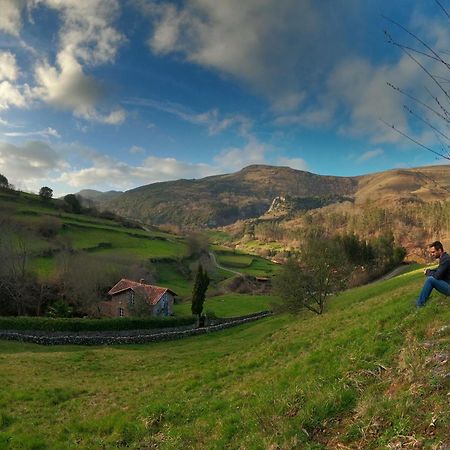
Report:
416,240,450,307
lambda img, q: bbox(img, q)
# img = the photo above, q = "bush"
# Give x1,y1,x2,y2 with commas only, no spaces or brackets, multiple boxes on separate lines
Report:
37,216,62,238
0,316,196,332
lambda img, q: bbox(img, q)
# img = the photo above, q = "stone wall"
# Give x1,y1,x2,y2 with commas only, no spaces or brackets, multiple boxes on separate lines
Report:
0,311,272,346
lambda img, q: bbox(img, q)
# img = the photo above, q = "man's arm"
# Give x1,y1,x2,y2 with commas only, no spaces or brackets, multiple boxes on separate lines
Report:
431,254,450,280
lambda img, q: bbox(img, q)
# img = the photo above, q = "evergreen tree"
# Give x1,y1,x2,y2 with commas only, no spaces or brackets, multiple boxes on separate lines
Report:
191,264,210,324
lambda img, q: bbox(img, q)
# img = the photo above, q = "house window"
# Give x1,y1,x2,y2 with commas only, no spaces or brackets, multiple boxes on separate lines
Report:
118,307,125,317
129,291,135,306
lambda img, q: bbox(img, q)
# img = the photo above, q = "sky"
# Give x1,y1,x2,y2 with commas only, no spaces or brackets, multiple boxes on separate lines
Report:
0,0,450,196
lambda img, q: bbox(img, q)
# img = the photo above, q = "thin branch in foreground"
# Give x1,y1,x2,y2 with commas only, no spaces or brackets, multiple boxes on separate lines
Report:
379,118,449,160
383,15,450,71
387,82,450,123
435,0,450,21
425,86,450,122
403,105,450,142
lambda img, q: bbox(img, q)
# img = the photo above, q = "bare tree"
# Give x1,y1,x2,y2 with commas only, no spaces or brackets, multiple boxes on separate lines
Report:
273,237,349,315
384,2,450,162
0,229,35,315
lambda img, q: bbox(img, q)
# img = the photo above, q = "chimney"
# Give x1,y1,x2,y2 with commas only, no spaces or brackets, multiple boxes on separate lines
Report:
139,278,145,284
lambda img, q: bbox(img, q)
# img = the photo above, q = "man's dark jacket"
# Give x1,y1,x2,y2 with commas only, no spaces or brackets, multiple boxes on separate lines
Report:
426,252,450,283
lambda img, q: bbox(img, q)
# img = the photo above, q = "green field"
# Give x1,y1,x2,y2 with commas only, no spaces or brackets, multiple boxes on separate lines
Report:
1,269,449,449
174,293,275,317
212,246,281,277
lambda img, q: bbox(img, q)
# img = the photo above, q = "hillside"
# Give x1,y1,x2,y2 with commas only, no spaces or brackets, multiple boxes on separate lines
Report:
76,189,123,204
100,164,450,229
0,188,280,317
103,165,359,227
0,269,448,448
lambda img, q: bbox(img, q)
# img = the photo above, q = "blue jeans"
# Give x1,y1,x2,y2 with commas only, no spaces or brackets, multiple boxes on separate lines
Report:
416,276,450,307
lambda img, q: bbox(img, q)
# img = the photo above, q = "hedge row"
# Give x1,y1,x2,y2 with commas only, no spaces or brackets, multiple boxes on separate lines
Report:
0,315,196,332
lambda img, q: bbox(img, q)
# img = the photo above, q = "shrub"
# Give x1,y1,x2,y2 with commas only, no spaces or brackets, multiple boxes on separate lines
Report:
0,316,196,332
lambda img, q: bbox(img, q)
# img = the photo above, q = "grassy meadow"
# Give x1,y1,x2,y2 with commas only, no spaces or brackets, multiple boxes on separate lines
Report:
174,293,276,317
1,269,449,449
212,245,281,277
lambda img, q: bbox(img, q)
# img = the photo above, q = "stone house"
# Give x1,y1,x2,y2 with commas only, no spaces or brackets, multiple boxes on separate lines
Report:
99,278,177,318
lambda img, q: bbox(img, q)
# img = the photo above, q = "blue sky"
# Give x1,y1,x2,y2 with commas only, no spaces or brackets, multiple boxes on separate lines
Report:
0,0,449,195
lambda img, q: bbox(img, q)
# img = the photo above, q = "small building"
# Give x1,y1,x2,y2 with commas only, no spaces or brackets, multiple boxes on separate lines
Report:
99,278,177,318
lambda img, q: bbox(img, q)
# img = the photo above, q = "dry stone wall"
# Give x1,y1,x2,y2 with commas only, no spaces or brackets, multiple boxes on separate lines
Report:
0,311,272,346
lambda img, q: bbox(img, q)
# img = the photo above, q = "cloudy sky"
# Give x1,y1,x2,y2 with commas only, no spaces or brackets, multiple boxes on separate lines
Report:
0,0,449,195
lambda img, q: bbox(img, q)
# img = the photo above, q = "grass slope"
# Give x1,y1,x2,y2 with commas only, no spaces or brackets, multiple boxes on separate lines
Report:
0,269,449,449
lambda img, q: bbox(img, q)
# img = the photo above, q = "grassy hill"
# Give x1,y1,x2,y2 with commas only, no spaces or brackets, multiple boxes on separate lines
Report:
0,269,448,449
0,189,280,313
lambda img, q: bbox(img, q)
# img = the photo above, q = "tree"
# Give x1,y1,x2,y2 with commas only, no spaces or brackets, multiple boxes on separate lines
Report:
186,232,209,258
0,173,8,189
273,238,350,315
191,264,210,325
39,186,53,200
63,194,82,213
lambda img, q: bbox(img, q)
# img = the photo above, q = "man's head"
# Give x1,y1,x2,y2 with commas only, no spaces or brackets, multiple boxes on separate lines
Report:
429,241,444,259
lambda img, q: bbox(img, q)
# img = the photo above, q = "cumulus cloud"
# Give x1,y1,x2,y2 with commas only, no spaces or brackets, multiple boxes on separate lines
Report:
140,1,450,145
0,51,30,112
0,140,67,181
0,0,25,37
140,0,362,112
18,0,125,125
0,51,20,81
0,81,28,111
213,136,268,172
57,153,217,190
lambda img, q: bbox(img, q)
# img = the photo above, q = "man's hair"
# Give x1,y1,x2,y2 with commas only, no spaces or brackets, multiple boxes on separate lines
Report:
429,241,444,251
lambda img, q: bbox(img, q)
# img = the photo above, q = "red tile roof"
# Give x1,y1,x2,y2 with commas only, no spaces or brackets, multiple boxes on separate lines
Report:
108,279,177,306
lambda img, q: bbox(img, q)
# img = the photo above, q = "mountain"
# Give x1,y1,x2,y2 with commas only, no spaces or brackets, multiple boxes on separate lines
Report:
76,189,123,204
98,164,450,228
103,165,359,227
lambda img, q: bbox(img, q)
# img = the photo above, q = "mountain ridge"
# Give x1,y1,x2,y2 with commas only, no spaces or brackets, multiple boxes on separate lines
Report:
79,164,450,228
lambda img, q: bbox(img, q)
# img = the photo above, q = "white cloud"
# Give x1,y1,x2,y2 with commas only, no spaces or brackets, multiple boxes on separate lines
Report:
275,105,335,128
9,0,127,124
213,136,267,172
0,51,29,112
0,51,20,81
0,80,28,111
3,127,60,138
57,153,217,190
277,156,308,171
126,97,250,135
141,0,361,112
33,51,125,124
357,148,384,163
0,140,67,181
0,0,25,37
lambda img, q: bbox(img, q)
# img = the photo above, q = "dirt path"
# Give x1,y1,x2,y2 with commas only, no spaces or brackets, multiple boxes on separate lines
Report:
209,251,243,277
